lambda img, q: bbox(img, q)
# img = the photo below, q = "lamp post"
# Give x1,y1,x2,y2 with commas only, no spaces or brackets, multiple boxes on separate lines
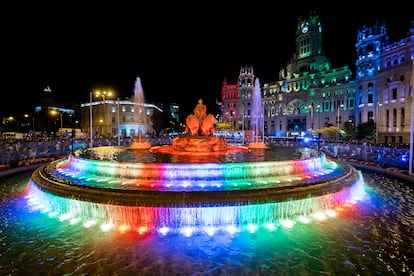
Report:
95,90,113,138
96,90,112,103
262,102,265,142
337,104,344,128
24,114,35,132
51,110,63,130
308,104,314,131
375,102,382,144
242,103,245,144
117,97,121,146
337,103,343,140
315,104,320,130
89,92,93,148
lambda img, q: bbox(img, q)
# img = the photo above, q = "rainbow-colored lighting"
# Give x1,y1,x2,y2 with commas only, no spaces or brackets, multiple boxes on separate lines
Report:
27,148,367,237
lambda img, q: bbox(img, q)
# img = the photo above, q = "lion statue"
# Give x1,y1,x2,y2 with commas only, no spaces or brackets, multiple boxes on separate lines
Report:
200,114,216,136
185,114,200,136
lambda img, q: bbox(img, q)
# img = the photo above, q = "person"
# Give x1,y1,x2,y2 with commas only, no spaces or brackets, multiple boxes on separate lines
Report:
193,98,207,124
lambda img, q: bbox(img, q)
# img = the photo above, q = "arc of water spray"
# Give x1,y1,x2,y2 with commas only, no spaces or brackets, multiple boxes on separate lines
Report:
134,77,145,143
252,78,263,143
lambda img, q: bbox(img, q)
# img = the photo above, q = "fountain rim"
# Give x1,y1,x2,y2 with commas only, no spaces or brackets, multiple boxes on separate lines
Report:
30,162,360,207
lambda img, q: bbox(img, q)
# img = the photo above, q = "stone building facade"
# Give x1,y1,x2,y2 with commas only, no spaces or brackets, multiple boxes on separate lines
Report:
221,12,413,144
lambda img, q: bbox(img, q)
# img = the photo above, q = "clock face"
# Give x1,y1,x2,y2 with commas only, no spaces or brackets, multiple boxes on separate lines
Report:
301,24,309,33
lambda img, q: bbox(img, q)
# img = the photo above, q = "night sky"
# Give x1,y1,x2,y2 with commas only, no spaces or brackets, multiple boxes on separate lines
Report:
3,4,413,118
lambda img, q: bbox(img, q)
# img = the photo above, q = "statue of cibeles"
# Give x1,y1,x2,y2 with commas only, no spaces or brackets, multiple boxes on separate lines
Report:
174,98,226,152
185,99,216,136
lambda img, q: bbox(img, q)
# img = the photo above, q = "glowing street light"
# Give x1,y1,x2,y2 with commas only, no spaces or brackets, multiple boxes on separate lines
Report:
50,110,63,130
24,113,35,132
95,90,113,138
95,90,113,102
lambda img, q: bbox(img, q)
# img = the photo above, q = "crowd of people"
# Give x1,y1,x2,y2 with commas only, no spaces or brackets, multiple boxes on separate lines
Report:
0,136,173,171
317,142,411,171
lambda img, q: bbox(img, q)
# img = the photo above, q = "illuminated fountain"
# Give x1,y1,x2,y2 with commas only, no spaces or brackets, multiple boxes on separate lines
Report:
26,100,366,237
130,76,152,150
248,78,267,149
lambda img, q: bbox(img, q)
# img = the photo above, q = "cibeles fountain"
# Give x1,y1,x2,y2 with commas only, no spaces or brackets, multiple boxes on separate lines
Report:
27,77,366,237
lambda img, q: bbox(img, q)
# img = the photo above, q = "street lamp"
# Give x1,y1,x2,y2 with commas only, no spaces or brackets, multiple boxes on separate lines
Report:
51,110,63,130
337,103,344,129
95,90,113,138
262,102,265,142
95,90,113,103
117,97,121,146
24,113,35,132
89,92,93,148
308,104,314,131
375,102,382,144
242,103,245,144
337,103,344,141
315,104,321,130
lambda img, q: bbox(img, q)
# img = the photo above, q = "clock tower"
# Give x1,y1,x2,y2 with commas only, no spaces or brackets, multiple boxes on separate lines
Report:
287,11,330,75
296,11,323,59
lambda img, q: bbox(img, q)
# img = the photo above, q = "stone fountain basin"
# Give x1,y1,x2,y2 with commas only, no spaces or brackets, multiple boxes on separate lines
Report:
30,148,360,207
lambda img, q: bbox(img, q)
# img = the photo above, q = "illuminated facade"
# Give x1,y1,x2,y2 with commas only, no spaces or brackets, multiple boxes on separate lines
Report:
221,12,414,144
356,21,414,144
80,99,162,138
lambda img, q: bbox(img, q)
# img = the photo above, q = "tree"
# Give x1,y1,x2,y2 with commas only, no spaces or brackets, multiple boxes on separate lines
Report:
150,110,177,136
356,121,376,142
1,116,19,132
342,121,356,141
315,126,340,141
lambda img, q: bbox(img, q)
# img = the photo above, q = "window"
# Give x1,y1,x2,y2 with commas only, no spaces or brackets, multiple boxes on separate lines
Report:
349,98,355,108
399,53,405,63
392,88,397,100
393,109,397,127
386,58,391,67
386,110,390,127
368,111,374,122
392,55,398,65
300,37,310,56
